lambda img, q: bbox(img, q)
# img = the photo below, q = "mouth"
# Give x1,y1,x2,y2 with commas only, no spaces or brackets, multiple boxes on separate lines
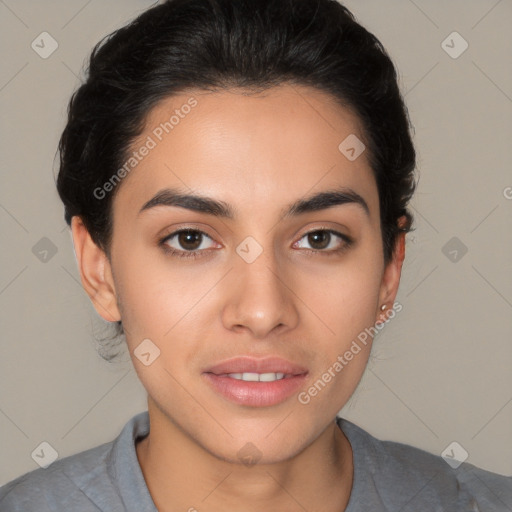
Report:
202,356,308,407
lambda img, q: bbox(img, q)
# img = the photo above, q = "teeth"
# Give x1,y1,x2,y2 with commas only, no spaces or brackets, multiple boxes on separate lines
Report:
227,372,286,382
259,372,285,382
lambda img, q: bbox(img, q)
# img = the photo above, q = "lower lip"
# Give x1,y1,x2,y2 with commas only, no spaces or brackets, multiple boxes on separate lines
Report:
203,373,308,407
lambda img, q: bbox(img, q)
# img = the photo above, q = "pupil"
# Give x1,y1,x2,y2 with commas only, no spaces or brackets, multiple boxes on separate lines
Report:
179,230,201,250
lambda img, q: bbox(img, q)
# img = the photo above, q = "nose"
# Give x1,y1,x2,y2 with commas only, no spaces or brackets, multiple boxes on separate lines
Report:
220,242,299,339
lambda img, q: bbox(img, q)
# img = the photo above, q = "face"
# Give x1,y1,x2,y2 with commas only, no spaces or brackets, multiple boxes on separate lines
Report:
74,84,404,464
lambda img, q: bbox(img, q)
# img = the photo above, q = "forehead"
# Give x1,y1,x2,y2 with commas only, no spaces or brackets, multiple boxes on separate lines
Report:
112,84,378,221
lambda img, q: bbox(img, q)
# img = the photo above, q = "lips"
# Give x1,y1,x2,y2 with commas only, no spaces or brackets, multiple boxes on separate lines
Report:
202,356,309,407
204,356,308,377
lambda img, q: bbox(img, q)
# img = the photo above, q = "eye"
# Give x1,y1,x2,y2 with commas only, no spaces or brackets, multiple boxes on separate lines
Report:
159,227,353,260
293,229,352,255
159,229,218,259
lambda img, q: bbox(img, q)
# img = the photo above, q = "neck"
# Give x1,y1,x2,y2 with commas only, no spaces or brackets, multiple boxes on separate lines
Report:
136,399,353,512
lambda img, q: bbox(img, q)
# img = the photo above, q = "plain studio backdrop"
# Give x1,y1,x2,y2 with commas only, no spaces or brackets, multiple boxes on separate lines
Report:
0,0,511,485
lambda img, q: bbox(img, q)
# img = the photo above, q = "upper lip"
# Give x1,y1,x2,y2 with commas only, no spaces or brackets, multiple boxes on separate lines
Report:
204,356,308,376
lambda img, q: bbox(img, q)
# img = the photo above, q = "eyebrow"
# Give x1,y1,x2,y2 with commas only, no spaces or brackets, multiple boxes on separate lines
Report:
138,186,370,219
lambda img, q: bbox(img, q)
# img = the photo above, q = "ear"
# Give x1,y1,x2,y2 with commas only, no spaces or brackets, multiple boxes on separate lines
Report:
70,216,121,323
376,219,407,324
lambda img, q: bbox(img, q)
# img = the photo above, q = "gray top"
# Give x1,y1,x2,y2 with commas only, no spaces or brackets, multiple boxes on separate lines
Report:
1,411,511,511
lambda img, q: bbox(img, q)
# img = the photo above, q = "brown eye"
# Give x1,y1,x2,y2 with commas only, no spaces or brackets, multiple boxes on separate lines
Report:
307,231,331,250
294,229,352,254
160,228,217,258
177,230,203,251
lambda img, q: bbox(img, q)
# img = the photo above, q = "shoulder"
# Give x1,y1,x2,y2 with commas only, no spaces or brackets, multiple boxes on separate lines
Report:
337,417,512,511
0,441,114,512
0,411,151,512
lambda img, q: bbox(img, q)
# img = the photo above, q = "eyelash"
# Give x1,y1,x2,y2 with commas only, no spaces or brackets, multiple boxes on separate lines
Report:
158,228,353,260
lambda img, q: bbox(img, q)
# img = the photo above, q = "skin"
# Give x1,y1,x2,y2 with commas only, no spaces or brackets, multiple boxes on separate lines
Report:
71,84,405,512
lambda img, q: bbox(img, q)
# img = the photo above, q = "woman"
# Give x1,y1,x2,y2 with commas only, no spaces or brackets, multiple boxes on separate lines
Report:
1,0,510,510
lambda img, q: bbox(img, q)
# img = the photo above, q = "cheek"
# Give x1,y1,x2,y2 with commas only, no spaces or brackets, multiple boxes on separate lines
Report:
295,253,383,339
111,243,175,341
294,264,382,416
112,245,223,351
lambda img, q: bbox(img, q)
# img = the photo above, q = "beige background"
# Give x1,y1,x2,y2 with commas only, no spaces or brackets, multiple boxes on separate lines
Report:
1,0,511,486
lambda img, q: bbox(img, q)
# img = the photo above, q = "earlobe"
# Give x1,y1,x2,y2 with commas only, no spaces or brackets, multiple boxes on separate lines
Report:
70,216,121,323
376,228,406,324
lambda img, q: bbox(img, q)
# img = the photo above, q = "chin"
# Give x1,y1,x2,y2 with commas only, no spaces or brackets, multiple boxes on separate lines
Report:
196,421,316,467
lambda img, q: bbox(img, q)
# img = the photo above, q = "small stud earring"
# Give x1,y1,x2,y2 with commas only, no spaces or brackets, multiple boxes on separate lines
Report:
380,304,387,311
